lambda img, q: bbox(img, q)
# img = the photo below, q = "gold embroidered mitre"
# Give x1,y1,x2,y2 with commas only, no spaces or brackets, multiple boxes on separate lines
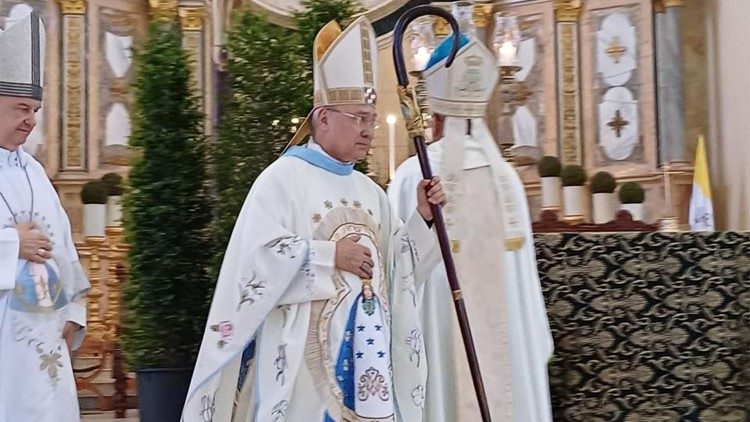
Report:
289,16,378,146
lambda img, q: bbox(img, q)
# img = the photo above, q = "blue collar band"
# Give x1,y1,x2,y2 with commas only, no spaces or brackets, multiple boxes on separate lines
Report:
283,145,354,176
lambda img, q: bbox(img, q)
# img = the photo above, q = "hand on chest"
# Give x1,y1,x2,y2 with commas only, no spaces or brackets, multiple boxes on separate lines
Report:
310,196,386,293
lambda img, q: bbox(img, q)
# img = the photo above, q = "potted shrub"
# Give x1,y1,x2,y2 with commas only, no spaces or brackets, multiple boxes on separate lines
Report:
619,182,646,221
122,22,213,421
590,171,617,223
80,180,107,237
537,156,562,211
560,165,587,222
101,172,124,227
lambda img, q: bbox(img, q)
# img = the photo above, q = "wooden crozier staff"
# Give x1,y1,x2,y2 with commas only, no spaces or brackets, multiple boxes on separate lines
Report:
392,6,492,422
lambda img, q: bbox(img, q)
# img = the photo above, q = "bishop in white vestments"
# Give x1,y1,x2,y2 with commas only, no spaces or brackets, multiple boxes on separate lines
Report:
182,17,445,422
0,11,90,422
388,35,554,422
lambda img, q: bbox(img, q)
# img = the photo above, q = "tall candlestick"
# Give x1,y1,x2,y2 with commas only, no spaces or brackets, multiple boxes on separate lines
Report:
497,40,517,66
663,163,673,215
659,162,680,232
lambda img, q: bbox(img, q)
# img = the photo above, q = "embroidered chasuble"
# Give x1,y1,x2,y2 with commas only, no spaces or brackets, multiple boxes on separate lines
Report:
182,143,440,421
0,12,90,422
0,147,90,422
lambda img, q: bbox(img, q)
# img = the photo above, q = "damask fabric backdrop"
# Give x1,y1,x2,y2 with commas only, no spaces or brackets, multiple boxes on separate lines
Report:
535,232,749,421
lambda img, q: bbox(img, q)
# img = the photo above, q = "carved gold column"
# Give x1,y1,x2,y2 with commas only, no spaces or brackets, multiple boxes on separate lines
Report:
179,7,207,98
555,0,582,165
57,0,88,172
472,3,493,44
80,236,107,338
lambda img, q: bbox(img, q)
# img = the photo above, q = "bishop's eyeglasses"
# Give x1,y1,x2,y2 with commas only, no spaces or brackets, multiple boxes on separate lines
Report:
326,108,382,130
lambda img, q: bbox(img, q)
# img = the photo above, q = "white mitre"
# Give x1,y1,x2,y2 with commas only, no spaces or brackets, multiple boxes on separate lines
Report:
423,36,498,118
289,16,378,146
424,35,527,250
0,10,46,101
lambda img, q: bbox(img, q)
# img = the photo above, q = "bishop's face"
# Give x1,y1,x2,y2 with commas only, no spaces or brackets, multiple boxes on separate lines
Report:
0,96,41,151
317,104,377,163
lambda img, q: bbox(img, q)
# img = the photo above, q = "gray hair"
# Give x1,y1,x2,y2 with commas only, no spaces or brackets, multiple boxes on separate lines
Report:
310,107,324,136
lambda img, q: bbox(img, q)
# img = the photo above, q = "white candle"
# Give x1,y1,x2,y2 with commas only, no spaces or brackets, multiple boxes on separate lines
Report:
413,46,430,71
497,40,517,66
663,163,673,215
387,115,398,181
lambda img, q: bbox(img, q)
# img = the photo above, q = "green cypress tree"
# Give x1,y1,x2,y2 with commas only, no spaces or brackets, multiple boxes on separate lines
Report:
294,0,364,58
122,21,214,369
212,12,300,262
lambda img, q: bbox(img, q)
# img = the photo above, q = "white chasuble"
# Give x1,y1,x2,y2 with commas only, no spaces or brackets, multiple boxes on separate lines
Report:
182,143,440,422
0,147,90,422
387,125,554,422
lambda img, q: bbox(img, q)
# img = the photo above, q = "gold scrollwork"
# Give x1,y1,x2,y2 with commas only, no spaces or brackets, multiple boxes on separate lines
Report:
82,236,107,338
149,0,178,21
663,0,684,8
554,0,582,22
58,0,87,15
397,85,425,139
433,17,450,37
558,22,582,164
103,9,136,32
179,7,205,31
63,16,85,168
472,4,494,28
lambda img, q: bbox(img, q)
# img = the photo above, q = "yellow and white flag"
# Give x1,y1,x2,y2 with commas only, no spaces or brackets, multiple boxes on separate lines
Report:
688,135,715,231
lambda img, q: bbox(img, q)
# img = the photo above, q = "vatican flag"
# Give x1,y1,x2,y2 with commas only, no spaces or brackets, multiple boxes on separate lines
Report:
688,135,715,231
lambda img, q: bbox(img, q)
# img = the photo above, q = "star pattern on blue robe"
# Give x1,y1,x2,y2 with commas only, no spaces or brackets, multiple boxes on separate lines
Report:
332,293,394,419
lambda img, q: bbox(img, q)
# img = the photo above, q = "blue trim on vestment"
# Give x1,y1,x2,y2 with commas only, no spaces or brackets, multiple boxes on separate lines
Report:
283,146,354,176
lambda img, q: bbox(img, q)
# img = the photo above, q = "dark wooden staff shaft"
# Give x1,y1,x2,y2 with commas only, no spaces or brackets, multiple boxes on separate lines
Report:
392,7,492,422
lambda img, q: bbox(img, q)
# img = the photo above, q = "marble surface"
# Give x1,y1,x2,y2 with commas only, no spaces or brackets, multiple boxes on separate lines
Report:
656,7,687,163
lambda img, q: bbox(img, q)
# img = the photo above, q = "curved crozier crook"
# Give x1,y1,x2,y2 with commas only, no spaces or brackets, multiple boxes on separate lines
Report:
390,7,493,422
392,6,461,87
